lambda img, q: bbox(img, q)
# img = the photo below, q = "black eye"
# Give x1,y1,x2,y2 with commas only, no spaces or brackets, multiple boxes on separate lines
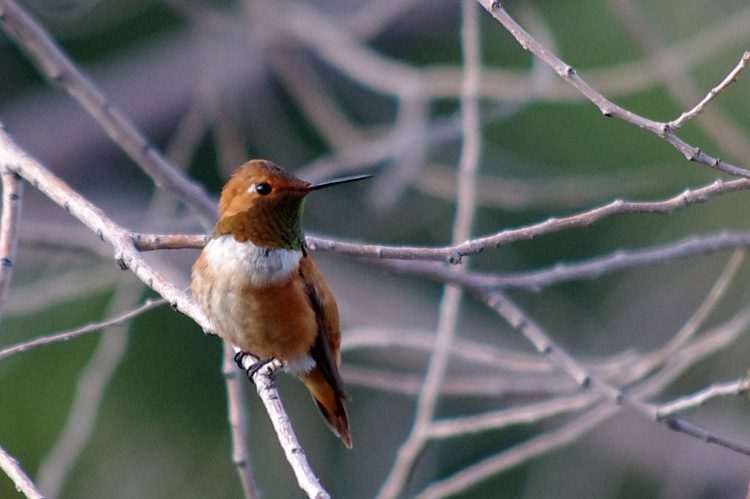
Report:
255,182,272,195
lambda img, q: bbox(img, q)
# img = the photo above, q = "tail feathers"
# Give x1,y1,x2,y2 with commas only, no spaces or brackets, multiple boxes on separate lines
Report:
301,368,352,448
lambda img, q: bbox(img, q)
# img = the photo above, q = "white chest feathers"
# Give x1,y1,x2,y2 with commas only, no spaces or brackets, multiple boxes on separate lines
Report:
202,235,302,288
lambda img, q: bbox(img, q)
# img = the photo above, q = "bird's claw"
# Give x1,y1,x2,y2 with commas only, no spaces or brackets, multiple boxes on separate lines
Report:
234,352,278,382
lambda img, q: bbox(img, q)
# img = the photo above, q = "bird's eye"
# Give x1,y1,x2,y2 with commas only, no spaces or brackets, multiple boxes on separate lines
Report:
255,182,272,195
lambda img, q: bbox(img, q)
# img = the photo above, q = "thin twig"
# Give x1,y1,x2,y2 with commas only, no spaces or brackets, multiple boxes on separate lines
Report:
667,52,750,131
657,378,750,417
608,0,750,166
476,1,750,179
0,297,165,361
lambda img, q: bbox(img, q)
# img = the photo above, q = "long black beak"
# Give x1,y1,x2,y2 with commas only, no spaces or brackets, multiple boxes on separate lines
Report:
307,174,372,191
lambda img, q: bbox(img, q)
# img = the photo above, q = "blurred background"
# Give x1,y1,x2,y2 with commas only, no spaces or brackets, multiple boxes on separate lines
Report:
1,0,750,497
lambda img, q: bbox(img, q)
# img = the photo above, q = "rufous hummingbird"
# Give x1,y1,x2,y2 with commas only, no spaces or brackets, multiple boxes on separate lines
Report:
191,159,370,448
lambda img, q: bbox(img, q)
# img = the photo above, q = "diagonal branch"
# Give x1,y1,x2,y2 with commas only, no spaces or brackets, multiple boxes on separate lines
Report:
0,444,44,499
0,296,165,362
657,378,750,417
481,289,750,457
667,52,750,131
0,121,211,332
0,119,320,497
476,1,750,179
0,0,218,228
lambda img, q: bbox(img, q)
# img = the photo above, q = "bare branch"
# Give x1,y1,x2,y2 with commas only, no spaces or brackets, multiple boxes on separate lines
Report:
667,52,750,131
375,231,750,292
476,1,750,179
0,121,211,332
657,378,750,417
235,353,330,499
37,281,145,496
0,444,44,499
309,177,750,262
222,344,261,499
482,289,750,457
0,0,218,228
0,296,165,362
0,166,22,323
378,4,482,496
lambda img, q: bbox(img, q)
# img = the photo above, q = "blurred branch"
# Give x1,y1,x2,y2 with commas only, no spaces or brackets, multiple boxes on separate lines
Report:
0,167,22,323
379,3,482,496
37,281,144,497
427,391,601,438
0,444,44,499
413,401,617,499
482,289,750,456
0,0,218,228
341,366,576,397
657,378,750,417
0,296,165,361
414,165,676,210
477,1,750,179
222,344,260,499
652,249,745,359
413,294,750,497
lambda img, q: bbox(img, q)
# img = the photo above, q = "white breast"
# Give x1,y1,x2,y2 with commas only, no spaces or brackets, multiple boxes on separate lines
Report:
203,235,302,288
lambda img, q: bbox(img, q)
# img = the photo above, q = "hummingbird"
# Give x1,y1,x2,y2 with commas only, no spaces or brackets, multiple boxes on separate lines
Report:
191,159,370,448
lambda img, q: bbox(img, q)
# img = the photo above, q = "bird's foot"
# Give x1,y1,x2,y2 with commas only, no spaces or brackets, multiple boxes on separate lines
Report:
234,352,278,382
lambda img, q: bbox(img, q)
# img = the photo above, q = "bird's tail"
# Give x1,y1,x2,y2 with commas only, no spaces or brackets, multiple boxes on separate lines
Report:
301,367,352,448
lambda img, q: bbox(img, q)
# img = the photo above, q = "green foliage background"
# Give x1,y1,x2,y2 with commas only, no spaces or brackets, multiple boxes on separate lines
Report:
1,0,750,498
